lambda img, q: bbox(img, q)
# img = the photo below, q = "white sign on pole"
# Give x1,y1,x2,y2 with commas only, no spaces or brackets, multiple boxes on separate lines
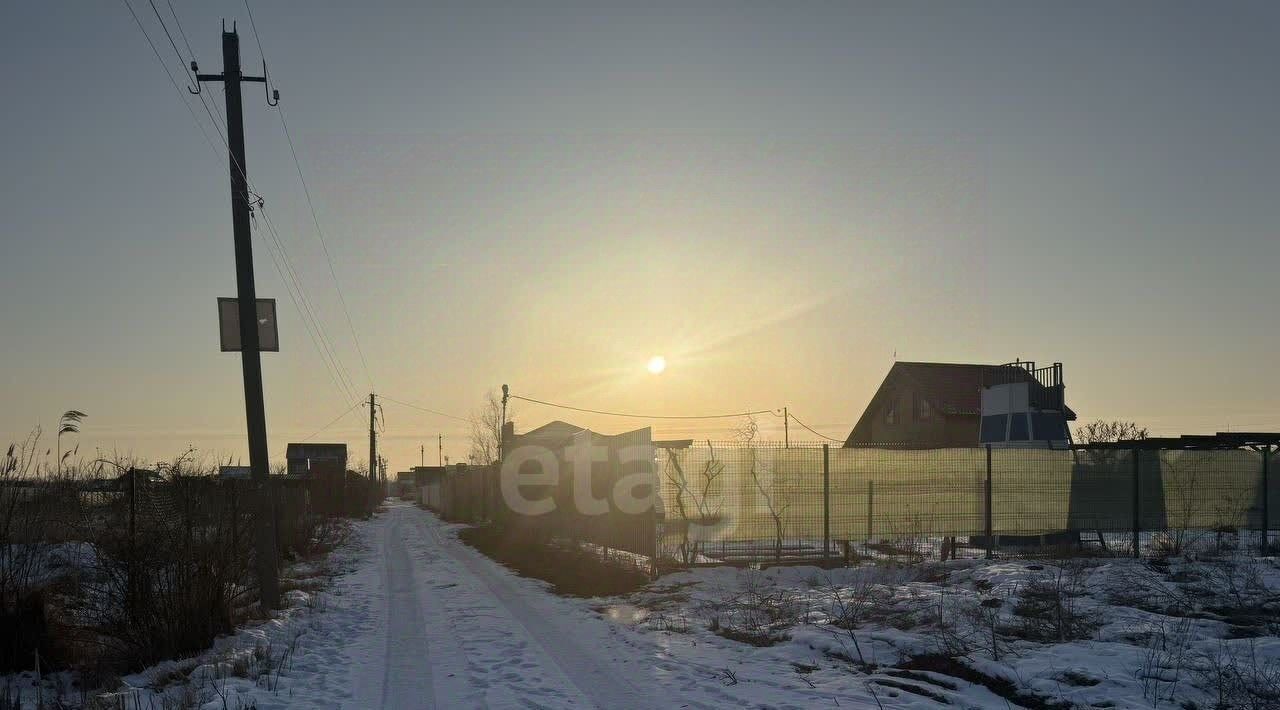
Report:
218,298,280,352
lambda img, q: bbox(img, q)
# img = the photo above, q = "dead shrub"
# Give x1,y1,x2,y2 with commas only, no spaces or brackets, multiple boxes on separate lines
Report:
698,571,807,647
1011,561,1101,643
1193,639,1280,710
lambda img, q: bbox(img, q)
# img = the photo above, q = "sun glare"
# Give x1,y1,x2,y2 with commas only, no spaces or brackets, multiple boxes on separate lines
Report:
647,355,667,374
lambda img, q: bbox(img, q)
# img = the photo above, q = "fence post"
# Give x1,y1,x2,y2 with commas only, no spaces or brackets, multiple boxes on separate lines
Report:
1132,448,1141,559
866,479,874,555
985,444,993,560
1263,445,1271,555
231,480,239,555
822,444,831,563
128,469,137,615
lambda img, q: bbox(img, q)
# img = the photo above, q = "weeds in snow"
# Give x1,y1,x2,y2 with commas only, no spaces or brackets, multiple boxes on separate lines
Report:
1011,561,1101,643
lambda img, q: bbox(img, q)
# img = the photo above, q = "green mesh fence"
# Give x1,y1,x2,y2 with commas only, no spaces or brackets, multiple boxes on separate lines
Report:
654,444,1276,564
422,442,1277,566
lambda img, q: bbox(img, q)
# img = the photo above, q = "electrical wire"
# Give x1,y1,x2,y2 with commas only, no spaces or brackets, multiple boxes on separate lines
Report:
380,396,475,424
243,0,375,392
147,0,358,400
785,411,846,443
146,0,193,84
163,0,196,59
275,104,374,391
161,0,227,127
509,393,778,420
251,211,359,404
142,0,231,149
120,0,221,158
241,0,272,88
257,205,359,397
302,399,364,441
126,0,363,407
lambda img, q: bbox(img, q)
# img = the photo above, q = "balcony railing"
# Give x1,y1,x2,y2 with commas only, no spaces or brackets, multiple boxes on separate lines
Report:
984,361,1065,411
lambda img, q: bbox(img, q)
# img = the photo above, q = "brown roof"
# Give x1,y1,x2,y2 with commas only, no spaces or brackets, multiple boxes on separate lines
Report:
893,362,997,416
845,361,1076,445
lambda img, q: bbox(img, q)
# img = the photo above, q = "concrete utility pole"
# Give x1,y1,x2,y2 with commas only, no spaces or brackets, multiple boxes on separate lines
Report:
369,392,377,481
438,434,442,467
194,23,279,609
784,407,790,448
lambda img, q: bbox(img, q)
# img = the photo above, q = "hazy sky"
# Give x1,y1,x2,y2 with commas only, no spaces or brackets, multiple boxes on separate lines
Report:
3,1,1278,471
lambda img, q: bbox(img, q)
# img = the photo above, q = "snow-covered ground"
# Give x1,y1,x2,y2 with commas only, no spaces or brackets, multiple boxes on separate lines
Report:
10,501,1280,708
614,547,1280,708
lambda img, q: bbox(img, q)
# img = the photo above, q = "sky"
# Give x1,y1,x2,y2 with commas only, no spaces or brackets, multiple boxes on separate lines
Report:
3,1,1278,472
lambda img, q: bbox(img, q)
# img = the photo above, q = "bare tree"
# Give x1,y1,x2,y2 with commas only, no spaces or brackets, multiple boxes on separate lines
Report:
736,417,789,563
469,389,507,465
663,443,726,564
1074,419,1148,444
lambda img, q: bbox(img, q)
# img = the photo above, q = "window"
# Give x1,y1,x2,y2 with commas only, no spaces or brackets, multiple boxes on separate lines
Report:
1008,413,1030,441
980,414,1008,443
916,395,932,421
884,399,898,425
1031,413,1067,441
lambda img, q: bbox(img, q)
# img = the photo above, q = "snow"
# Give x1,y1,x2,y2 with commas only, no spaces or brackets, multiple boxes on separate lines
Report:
610,552,1280,708
9,501,1280,708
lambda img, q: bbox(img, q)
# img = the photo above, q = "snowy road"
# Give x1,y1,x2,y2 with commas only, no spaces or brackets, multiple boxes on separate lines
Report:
270,502,895,709
110,500,933,708
336,501,673,709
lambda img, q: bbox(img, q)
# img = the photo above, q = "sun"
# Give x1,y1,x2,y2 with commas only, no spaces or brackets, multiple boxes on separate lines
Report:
646,355,667,375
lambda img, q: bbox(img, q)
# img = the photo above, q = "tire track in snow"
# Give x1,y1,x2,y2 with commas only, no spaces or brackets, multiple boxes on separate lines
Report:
413,512,668,710
405,510,594,708
377,513,439,709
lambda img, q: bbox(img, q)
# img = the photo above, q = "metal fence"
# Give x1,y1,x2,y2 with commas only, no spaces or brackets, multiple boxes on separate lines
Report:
420,464,498,524
0,471,385,671
659,443,1278,565
416,442,1279,570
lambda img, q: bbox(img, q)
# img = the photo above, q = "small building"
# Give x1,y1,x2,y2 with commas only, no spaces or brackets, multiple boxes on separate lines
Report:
285,443,348,477
392,466,449,497
844,360,1076,448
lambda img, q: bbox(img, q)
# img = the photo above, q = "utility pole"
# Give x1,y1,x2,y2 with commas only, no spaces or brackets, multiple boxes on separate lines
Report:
194,23,278,610
420,444,424,467
501,384,509,464
783,407,789,448
369,392,377,481
438,434,442,467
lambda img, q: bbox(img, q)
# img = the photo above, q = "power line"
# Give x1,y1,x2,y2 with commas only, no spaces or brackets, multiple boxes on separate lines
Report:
509,393,778,421
276,104,374,390
163,0,196,59
161,0,229,129
242,0,375,392
140,0,230,150
157,0,357,400
786,411,845,443
302,399,364,442
146,0,192,83
256,205,359,397
250,210,358,404
120,0,221,158
241,0,272,88
125,1,360,407
380,396,474,424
